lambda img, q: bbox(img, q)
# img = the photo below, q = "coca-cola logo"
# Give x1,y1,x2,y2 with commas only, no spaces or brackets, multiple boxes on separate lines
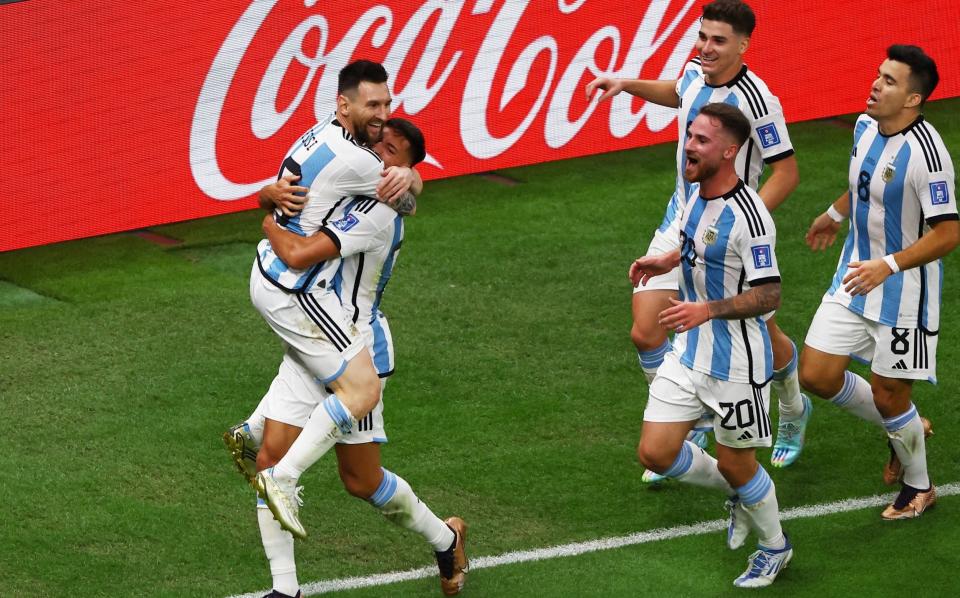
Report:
190,0,701,200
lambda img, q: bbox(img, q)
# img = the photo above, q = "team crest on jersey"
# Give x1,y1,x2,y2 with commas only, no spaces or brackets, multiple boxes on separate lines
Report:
930,181,950,205
702,225,719,245
756,124,780,149
881,162,897,183
332,213,360,232
751,245,772,269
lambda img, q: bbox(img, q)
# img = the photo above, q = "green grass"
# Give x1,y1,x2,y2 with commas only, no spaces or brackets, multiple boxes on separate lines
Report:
1,98,958,597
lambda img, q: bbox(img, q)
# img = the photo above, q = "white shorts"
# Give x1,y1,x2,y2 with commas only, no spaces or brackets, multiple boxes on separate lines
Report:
644,352,773,449
633,228,680,293
261,352,388,444
250,261,364,384
805,300,938,383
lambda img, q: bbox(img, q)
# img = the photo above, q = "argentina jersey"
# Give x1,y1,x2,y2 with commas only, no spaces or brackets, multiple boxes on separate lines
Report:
825,114,957,331
256,114,384,294
672,180,780,384
659,60,793,234
327,197,405,377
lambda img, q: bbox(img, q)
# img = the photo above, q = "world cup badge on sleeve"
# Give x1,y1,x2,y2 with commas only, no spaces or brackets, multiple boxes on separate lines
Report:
702,225,719,245
882,162,896,183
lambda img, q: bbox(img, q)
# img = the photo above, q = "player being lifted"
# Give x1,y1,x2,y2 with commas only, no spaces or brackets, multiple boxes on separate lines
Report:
229,61,466,597
587,0,808,476
801,45,957,519
631,103,792,588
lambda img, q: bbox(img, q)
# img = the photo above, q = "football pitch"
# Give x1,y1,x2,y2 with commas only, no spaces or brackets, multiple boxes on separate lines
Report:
2,98,959,597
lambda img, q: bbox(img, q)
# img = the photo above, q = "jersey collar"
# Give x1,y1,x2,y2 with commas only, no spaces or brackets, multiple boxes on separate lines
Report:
879,113,925,138
700,178,746,201
705,64,748,89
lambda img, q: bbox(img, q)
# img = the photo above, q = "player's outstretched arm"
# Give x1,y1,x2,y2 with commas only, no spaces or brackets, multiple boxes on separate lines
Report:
757,155,799,212
843,219,960,296
805,192,849,251
262,214,340,269
629,250,680,287
585,77,680,108
260,175,310,216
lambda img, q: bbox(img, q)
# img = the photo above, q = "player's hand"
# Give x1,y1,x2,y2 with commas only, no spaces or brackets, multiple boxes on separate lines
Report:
377,166,415,204
658,298,710,333
261,175,309,217
805,212,841,251
585,77,624,103
629,252,678,286
842,259,893,295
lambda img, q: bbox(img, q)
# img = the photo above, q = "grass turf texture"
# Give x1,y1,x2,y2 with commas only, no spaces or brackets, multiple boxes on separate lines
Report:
1,98,958,597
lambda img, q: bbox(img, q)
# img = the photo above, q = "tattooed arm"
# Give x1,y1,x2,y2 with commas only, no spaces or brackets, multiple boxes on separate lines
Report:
657,281,781,333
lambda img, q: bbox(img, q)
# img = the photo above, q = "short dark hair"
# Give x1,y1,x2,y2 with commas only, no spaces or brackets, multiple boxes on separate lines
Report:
702,0,756,37
698,102,751,147
384,118,426,166
338,60,388,96
887,44,939,106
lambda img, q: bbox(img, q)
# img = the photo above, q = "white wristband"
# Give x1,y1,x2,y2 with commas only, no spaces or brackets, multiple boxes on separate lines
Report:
883,254,900,274
826,205,846,223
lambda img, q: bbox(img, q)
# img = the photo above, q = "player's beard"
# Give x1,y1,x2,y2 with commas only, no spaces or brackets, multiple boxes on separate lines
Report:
685,156,719,183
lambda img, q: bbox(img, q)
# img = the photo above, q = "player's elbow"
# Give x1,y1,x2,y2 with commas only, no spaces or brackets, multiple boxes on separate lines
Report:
940,220,960,254
761,283,781,312
284,251,313,270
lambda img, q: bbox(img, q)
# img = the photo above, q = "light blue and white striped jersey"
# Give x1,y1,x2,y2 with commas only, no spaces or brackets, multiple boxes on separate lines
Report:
672,180,780,384
824,114,957,331
256,114,383,293
327,197,405,377
657,60,794,234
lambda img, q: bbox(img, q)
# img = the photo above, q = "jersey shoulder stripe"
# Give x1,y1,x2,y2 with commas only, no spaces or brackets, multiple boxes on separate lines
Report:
335,121,382,163
354,197,379,214
913,122,943,172
739,72,769,118
730,188,766,237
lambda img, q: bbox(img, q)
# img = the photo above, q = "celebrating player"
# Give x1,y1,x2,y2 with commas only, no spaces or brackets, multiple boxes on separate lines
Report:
631,103,792,588
587,0,808,476
800,45,957,519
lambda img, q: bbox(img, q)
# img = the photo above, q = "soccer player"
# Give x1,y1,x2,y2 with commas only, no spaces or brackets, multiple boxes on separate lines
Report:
586,0,809,474
631,103,792,588
231,118,468,598
801,45,957,519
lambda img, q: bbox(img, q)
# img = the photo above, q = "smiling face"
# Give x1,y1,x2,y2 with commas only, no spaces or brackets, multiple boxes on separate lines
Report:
683,113,739,184
695,19,749,85
866,59,922,122
373,126,413,168
337,80,392,146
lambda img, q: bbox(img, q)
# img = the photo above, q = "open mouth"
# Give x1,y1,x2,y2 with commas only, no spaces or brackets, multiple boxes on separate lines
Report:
866,93,878,106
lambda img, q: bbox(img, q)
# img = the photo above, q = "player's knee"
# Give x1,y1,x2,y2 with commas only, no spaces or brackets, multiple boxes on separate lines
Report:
798,356,839,398
340,468,380,499
631,320,666,352
637,442,671,473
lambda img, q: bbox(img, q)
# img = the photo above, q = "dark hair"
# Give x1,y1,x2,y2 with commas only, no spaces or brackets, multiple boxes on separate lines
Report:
338,60,388,96
887,44,939,106
698,102,751,147
702,0,756,36
384,118,426,166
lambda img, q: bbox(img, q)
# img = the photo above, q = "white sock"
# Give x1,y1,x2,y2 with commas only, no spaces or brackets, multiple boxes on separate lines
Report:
663,440,734,495
258,499,299,596
638,340,671,384
246,397,268,445
370,468,455,551
830,371,883,426
735,466,785,549
883,404,930,489
772,341,804,420
273,395,356,481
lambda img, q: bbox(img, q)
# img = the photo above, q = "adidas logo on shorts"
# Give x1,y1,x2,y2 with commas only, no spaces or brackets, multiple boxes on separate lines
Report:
891,359,909,371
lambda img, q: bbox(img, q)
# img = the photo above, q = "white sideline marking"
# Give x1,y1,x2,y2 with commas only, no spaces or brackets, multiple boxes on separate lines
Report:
228,482,959,597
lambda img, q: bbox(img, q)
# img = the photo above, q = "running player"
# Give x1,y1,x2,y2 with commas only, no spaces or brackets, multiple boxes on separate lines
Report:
801,45,957,519
586,0,808,474
631,103,792,588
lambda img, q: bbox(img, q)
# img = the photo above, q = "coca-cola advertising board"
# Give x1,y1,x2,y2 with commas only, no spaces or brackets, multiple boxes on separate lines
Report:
2,0,959,251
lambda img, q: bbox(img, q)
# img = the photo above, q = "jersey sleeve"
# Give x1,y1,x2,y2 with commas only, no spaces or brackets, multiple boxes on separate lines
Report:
334,149,383,198
911,136,957,224
675,59,703,97
320,199,395,258
734,212,781,285
751,93,794,164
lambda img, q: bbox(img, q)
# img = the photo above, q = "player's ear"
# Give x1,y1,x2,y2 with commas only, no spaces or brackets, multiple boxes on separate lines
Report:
738,36,749,56
904,91,922,110
724,144,738,161
337,93,350,118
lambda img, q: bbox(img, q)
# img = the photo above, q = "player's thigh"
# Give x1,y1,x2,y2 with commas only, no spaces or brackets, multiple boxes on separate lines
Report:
765,315,796,368
327,348,381,416
631,289,677,341
798,345,851,398
335,442,383,498
713,443,758,487
801,302,868,395
641,353,700,466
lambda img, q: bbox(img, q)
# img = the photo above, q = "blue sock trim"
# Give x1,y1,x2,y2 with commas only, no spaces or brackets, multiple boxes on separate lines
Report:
737,466,773,507
772,340,798,381
883,403,918,433
256,496,267,507
369,468,398,507
322,396,354,434
638,340,672,369
831,371,857,407
662,441,694,478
